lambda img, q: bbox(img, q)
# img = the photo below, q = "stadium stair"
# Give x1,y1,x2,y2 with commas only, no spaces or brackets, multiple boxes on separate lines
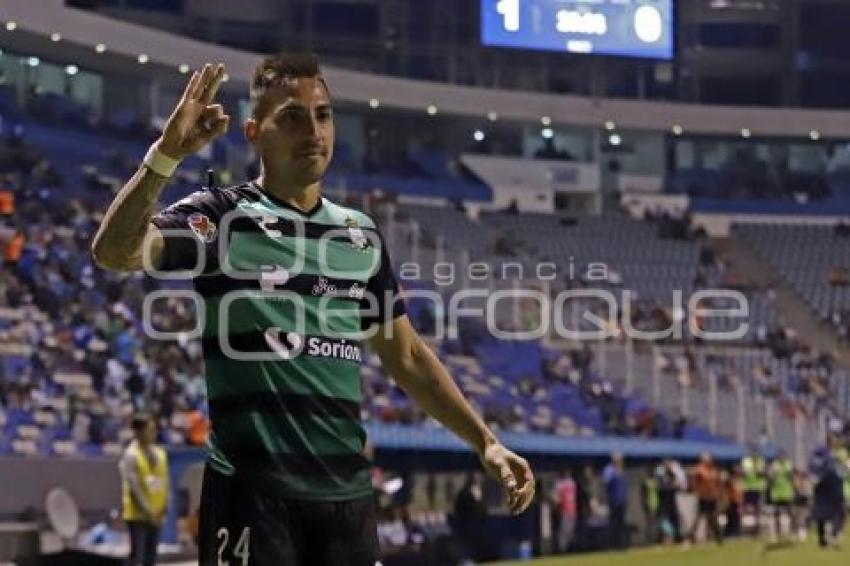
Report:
716,234,850,369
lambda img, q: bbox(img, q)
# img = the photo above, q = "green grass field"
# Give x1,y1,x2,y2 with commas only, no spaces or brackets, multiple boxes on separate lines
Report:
494,537,849,566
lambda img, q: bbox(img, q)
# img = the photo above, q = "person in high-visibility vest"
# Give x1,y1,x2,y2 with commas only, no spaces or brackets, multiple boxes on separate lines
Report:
741,447,767,536
120,413,169,566
641,468,660,544
831,443,850,511
829,439,849,549
768,451,795,541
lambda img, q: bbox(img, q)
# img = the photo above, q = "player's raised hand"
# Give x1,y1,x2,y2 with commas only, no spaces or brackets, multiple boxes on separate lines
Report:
156,63,230,160
480,442,536,515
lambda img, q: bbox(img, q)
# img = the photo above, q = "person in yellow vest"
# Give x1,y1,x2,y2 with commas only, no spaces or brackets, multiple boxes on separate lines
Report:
120,413,169,566
767,451,795,542
741,446,767,536
831,440,850,512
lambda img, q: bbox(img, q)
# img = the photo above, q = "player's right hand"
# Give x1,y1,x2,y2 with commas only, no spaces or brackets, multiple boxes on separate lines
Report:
156,63,230,161
480,442,536,515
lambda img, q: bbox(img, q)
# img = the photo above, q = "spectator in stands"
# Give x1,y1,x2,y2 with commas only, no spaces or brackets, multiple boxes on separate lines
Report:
632,406,658,438
599,383,627,435
571,345,593,378
112,315,138,367
672,412,687,440
0,225,23,266
119,413,169,566
752,364,779,399
534,138,574,161
603,452,629,549
89,401,107,445
185,405,210,446
535,138,558,160
755,322,768,346
542,352,573,383
493,229,518,255
689,452,723,546
698,244,715,267
827,266,849,287
126,363,147,411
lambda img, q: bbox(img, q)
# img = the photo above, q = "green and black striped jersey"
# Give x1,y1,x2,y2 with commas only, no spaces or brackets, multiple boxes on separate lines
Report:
151,182,405,500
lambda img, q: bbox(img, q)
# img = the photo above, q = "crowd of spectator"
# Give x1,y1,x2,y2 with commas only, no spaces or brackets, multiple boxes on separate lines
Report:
0,107,847,463
0,128,210,454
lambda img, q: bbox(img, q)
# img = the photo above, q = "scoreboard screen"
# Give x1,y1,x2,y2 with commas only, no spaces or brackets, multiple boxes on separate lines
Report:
481,0,674,60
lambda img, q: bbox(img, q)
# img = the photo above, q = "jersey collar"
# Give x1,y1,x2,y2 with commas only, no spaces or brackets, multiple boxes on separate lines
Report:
250,181,324,217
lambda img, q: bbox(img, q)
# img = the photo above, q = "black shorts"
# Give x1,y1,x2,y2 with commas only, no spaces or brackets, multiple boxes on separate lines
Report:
771,501,794,513
698,499,718,515
198,465,379,566
743,490,763,508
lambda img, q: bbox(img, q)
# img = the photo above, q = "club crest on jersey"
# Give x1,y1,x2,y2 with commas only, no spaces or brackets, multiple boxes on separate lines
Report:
187,213,217,243
345,217,370,251
348,283,365,300
312,277,337,297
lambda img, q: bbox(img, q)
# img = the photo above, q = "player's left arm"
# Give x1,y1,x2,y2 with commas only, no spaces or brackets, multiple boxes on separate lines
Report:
368,315,535,515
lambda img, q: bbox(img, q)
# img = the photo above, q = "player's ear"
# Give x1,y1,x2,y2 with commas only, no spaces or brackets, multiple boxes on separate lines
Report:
244,118,258,143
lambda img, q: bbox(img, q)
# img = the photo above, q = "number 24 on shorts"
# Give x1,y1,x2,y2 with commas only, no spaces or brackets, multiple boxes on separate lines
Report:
217,527,250,566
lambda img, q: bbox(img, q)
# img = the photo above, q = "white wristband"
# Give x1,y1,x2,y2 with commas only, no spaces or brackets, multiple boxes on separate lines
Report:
143,144,180,178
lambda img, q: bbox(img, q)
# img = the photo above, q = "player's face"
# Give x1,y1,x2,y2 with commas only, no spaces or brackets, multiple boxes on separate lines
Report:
248,77,334,186
138,421,157,444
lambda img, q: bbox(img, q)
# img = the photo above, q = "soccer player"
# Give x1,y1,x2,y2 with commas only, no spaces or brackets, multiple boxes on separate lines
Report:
91,55,535,565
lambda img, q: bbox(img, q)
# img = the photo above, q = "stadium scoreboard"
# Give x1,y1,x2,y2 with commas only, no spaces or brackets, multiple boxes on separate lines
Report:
481,0,674,60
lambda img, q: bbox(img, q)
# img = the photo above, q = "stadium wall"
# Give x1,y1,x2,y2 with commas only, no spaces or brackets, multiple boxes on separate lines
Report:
460,154,602,213
0,456,119,520
693,212,850,237
621,192,850,236
0,427,744,546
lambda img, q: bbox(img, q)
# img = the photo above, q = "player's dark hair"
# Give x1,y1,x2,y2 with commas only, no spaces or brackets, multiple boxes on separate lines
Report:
249,53,329,117
131,412,152,433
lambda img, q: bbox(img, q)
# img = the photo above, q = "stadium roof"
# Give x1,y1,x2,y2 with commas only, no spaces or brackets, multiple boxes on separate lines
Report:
3,0,850,138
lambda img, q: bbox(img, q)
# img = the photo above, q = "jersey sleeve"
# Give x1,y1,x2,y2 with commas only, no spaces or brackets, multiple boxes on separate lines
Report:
360,231,406,330
150,189,232,273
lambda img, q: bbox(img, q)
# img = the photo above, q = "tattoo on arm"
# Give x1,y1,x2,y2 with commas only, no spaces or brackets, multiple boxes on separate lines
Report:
91,165,169,271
